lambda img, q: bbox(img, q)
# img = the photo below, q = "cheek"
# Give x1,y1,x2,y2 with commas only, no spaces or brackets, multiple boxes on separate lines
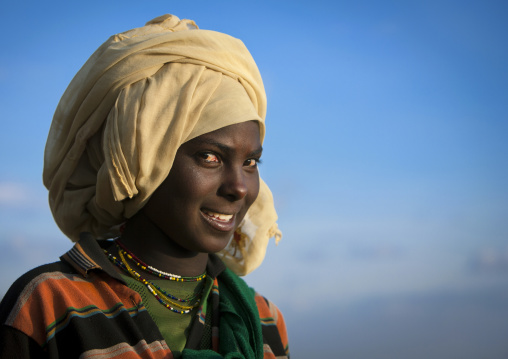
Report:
246,175,260,208
167,166,219,206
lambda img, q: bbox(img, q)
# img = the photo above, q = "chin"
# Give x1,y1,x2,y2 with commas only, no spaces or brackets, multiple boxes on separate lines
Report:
197,233,233,254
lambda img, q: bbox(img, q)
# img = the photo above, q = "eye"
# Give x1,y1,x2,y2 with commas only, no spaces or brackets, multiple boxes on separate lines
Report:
199,152,220,163
244,158,261,167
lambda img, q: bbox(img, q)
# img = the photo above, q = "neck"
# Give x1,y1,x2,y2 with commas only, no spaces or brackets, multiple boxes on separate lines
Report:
119,211,208,278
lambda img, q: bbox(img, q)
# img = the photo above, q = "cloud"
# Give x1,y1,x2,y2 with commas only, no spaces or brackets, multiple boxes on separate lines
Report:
285,286,508,359
0,182,30,205
468,246,508,273
347,241,405,260
0,181,48,210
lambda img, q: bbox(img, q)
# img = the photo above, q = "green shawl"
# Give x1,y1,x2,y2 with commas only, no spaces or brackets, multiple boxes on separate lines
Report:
182,268,263,359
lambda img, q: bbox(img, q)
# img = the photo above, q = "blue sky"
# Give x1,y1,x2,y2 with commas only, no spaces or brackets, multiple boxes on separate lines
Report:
1,1,508,357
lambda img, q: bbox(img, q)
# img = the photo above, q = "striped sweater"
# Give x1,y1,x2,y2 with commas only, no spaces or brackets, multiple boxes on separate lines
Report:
0,235,289,358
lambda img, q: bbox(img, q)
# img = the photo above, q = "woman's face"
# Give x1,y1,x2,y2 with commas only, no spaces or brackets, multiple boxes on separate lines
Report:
142,121,262,254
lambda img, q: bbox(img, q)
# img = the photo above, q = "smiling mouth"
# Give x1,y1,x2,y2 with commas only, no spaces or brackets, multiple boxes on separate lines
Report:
201,209,235,232
202,210,234,222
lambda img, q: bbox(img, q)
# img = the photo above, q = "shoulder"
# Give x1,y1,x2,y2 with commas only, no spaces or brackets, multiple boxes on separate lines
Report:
0,259,111,340
0,261,75,324
0,257,137,348
253,292,285,329
217,269,290,358
253,293,290,359
0,261,78,352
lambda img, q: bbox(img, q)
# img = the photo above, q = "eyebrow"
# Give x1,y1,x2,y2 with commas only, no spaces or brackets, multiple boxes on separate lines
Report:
192,138,263,157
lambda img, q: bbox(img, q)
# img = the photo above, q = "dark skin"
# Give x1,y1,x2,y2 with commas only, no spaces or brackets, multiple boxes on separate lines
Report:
116,121,262,279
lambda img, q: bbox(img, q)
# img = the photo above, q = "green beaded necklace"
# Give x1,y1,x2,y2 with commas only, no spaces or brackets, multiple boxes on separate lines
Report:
104,240,206,314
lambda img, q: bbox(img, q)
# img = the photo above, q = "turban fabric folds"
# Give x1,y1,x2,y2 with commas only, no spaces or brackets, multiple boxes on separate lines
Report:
43,14,281,275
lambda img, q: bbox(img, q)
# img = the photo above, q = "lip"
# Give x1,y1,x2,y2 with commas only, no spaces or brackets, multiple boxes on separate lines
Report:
200,209,236,232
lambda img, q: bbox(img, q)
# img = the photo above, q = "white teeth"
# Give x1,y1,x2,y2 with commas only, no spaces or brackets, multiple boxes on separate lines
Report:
203,210,233,221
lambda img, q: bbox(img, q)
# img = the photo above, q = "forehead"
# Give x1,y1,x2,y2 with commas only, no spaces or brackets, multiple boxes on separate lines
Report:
185,121,261,150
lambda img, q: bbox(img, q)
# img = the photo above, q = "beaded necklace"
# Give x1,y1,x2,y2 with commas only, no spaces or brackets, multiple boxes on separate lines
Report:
104,241,206,314
116,240,206,282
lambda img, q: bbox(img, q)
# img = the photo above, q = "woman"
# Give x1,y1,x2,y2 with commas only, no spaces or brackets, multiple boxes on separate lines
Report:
0,14,288,358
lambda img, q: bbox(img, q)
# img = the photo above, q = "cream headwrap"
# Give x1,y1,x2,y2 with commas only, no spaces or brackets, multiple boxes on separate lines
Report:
43,14,281,275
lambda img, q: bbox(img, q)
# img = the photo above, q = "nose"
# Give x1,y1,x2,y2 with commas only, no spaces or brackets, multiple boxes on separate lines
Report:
218,166,248,201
